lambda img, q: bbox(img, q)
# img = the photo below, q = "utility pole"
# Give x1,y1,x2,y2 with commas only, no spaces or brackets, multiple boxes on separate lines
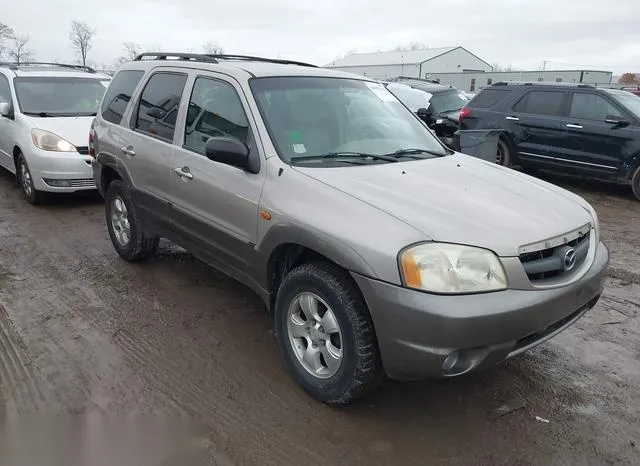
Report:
542,60,548,71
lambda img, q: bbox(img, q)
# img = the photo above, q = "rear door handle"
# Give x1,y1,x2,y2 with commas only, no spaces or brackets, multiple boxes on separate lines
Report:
505,116,519,121
566,124,583,129
174,166,194,180
120,146,136,156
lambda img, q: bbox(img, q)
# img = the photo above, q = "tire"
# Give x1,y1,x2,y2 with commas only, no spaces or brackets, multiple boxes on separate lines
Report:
632,166,640,201
105,180,159,261
16,154,46,204
496,138,512,167
274,262,384,406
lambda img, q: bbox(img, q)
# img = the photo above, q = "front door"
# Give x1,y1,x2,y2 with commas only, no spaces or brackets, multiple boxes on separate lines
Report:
169,74,265,283
505,89,569,169
123,70,189,230
559,91,636,177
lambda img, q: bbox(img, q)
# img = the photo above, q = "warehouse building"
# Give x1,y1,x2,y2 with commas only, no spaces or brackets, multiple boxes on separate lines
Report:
427,69,613,92
325,46,493,80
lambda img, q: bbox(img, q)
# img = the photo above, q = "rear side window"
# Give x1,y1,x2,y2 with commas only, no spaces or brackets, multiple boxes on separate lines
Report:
467,88,511,108
101,70,144,124
134,72,188,141
513,90,565,116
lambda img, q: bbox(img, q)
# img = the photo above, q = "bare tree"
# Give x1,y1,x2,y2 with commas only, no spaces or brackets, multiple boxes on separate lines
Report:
69,20,96,66
0,22,13,59
8,34,34,64
123,42,141,61
202,40,224,55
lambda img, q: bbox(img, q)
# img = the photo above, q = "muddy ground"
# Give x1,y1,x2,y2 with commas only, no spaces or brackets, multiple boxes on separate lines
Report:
0,168,638,465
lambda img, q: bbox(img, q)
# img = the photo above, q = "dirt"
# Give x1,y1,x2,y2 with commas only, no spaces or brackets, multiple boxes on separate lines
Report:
0,168,639,466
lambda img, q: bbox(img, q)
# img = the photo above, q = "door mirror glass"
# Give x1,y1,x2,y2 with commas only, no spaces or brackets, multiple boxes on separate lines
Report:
0,102,11,117
146,106,167,119
205,137,250,170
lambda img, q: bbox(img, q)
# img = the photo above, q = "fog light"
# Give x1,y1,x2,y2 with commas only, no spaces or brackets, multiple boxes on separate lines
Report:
442,351,459,372
43,178,71,187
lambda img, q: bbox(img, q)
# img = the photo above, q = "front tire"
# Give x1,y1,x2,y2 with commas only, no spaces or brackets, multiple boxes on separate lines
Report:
274,262,384,405
105,180,159,261
16,154,46,204
632,166,640,201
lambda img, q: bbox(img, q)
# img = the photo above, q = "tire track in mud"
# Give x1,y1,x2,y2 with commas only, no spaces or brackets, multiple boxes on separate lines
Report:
0,304,47,414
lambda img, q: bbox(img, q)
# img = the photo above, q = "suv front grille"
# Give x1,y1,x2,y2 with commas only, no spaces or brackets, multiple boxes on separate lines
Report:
519,229,590,282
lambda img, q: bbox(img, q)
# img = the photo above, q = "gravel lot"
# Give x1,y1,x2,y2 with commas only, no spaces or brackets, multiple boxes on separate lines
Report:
0,168,638,465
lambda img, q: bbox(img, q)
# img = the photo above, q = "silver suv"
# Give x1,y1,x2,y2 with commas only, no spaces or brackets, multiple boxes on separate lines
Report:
92,53,610,405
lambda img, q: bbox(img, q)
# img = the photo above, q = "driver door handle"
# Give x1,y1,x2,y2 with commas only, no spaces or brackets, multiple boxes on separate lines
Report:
174,166,193,180
120,146,136,156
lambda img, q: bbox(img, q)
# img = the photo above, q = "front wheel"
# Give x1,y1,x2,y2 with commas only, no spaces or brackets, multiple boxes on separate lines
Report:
105,180,159,261
274,262,384,405
632,166,640,201
16,154,46,204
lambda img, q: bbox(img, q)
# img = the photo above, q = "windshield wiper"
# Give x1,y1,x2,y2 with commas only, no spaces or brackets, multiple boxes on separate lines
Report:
291,151,399,163
386,148,449,158
22,111,69,117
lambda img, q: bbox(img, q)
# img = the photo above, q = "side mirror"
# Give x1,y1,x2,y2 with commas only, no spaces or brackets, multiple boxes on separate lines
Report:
417,107,432,117
146,106,166,119
205,137,252,171
604,115,629,127
0,102,11,117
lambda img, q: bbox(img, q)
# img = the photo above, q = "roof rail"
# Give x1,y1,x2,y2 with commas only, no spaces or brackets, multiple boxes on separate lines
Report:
0,62,96,73
492,81,595,88
391,76,443,85
133,52,317,68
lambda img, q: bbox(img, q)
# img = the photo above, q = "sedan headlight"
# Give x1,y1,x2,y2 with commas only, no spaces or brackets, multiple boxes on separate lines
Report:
399,243,508,294
31,129,77,152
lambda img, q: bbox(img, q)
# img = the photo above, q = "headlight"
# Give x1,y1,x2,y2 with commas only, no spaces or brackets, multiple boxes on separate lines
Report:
399,243,508,294
31,129,77,152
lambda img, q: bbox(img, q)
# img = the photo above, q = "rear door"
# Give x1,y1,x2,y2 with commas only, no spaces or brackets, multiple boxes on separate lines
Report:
559,91,635,177
122,69,188,230
505,89,569,167
168,73,265,283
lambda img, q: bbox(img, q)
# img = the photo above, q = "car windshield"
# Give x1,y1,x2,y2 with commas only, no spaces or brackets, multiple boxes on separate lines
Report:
249,76,448,164
428,90,469,114
606,89,640,117
14,77,109,116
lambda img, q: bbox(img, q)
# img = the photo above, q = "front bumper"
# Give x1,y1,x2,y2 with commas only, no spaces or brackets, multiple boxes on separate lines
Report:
25,147,95,192
352,240,610,381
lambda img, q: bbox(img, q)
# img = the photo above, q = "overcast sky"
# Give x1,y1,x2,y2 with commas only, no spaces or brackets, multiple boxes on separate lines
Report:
2,0,639,73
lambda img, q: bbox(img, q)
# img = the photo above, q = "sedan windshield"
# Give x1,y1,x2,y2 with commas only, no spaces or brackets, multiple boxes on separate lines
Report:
428,89,469,114
606,89,640,117
249,77,448,164
14,77,109,116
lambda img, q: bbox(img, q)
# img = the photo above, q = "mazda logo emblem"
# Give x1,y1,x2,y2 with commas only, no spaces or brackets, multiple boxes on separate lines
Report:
563,248,576,271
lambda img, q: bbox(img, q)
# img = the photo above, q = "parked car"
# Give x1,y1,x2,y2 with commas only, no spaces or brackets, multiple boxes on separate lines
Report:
92,53,609,405
386,77,469,146
0,62,111,203
460,81,640,200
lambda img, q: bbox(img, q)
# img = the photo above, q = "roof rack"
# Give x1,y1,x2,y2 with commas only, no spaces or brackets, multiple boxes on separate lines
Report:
492,81,594,88
391,76,443,85
133,52,317,68
0,62,96,73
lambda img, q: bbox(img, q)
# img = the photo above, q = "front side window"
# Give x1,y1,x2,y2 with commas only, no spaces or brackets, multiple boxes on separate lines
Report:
249,77,448,164
0,75,11,104
513,90,565,116
14,77,109,117
570,93,622,121
429,90,469,113
101,70,144,124
184,77,250,154
605,89,640,118
134,72,187,141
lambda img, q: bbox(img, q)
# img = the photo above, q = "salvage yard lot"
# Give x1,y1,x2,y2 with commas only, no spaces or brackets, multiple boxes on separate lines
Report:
0,168,638,465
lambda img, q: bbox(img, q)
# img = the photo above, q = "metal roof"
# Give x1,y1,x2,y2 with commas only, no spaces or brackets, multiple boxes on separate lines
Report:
325,47,458,68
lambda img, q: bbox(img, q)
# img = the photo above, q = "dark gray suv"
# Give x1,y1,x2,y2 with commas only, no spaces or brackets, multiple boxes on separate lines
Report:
91,53,609,405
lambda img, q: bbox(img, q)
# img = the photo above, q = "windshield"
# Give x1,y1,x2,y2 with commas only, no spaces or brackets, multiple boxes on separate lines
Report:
249,77,447,164
428,90,469,114
386,83,432,112
14,77,109,116
606,89,640,117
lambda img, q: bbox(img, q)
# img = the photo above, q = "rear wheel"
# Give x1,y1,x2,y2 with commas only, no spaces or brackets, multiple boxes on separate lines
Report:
274,262,384,405
16,154,46,204
632,166,640,201
496,138,512,167
105,180,159,261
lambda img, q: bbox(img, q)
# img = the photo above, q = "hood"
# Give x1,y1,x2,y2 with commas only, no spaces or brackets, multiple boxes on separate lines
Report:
293,154,594,257
21,115,95,147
